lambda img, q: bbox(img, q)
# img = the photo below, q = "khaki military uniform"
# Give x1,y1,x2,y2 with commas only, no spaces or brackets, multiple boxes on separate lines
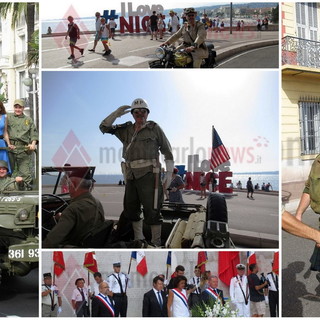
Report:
42,284,60,317
7,113,38,185
303,154,320,214
166,21,208,68
304,155,320,271
43,192,105,248
100,120,173,225
0,176,24,192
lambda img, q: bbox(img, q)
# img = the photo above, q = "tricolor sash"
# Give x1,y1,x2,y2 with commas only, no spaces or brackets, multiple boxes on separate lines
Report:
97,294,115,317
206,288,221,302
172,289,188,309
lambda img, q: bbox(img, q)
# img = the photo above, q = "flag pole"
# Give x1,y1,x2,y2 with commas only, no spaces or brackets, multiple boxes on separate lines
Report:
52,252,55,285
125,254,133,293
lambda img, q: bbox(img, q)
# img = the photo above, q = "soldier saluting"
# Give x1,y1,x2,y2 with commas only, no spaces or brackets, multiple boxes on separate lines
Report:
99,98,174,247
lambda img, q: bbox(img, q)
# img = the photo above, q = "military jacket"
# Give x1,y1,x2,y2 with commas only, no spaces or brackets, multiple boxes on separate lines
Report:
43,192,105,248
100,120,173,179
166,21,208,58
7,113,38,145
0,176,23,192
303,154,320,214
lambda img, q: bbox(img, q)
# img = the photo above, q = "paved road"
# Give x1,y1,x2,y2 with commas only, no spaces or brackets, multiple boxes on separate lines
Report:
0,268,39,317
43,185,278,237
217,45,279,68
42,31,278,69
282,209,320,317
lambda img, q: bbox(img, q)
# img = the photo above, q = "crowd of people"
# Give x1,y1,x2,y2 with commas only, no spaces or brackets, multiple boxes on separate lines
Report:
64,9,272,63
42,262,278,317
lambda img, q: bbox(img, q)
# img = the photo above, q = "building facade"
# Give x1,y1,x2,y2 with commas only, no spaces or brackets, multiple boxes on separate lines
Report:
282,2,320,200
0,6,38,113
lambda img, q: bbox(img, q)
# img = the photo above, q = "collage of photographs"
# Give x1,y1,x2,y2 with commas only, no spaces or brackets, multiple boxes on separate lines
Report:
0,0,318,319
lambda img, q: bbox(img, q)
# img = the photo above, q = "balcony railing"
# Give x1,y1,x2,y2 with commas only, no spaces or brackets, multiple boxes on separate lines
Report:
282,35,320,69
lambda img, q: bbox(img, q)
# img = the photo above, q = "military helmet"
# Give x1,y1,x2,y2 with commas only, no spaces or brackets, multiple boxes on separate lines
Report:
184,7,197,15
0,160,9,170
131,98,150,114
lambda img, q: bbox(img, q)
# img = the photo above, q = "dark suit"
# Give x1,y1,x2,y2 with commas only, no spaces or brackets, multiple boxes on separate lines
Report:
201,288,225,306
142,289,168,317
92,295,115,317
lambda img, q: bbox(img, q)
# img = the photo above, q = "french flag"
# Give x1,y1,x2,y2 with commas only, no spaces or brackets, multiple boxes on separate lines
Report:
167,251,178,278
131,251,148,276
247,251,256,274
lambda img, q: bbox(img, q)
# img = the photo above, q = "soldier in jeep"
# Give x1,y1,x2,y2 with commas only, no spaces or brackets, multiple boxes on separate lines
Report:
0,160,24,192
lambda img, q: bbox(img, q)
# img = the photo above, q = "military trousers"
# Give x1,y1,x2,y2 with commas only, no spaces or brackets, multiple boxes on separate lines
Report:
42,304,58,317
9,151,33,185
113,294,128,317
123,172,163,225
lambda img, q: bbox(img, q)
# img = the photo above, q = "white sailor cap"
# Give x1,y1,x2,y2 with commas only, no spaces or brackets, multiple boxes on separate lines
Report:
236,263,246,270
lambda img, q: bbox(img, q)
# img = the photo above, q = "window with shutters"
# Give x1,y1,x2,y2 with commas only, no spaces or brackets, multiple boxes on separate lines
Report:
299,98,320,155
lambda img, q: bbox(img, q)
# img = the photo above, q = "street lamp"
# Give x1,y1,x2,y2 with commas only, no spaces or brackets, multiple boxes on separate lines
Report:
23,66,38,126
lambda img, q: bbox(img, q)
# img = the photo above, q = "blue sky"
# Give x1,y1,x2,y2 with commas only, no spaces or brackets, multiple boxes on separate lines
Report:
42,70,279,174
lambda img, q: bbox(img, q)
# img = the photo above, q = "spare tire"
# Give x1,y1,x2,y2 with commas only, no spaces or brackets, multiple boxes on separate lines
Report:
206,193,228,223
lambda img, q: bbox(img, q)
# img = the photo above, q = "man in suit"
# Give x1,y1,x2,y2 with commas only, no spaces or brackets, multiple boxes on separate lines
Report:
201,275,225,307
142,276,168,317
92,282,115,317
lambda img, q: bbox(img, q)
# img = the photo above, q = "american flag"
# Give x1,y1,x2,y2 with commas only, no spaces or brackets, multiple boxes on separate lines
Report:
210,127,230,170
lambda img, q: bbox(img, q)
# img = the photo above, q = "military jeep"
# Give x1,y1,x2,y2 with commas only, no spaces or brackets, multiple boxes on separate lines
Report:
0,183,39,283
42,166,231,249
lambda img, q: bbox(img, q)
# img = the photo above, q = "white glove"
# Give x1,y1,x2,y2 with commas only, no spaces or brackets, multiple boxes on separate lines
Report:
162,160,174,190
58,307,62,314
172,187,177,192
101,105,131,128
114,105,131,118
264,295,269,305
50,285,55,291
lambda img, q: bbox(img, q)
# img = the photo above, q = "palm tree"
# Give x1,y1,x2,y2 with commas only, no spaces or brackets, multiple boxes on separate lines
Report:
0,2,39,66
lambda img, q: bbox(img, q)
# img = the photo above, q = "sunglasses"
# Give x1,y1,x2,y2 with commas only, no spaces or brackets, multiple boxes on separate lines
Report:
133,109,147,114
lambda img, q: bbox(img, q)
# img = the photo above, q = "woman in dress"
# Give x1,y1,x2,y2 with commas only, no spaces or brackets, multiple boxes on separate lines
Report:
168,167,184,203
0,102,12,174
167,276,196,317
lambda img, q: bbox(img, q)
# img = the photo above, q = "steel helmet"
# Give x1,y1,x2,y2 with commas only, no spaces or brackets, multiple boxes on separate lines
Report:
0,160,8,170
131,98,150,114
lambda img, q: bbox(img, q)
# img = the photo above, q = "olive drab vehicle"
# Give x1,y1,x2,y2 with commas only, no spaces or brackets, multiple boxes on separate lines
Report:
0,178,39,283
42,166,233,249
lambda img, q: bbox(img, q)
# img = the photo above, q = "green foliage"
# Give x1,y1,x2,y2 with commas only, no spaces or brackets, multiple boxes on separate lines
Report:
27,29,39,67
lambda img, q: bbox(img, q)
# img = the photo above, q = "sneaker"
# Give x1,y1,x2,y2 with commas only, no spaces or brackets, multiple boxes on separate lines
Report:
80,49,84,55
88,49,95,52
68,55,75,59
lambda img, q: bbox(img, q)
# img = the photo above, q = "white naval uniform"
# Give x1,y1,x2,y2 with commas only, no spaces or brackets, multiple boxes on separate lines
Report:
229,275,250,317
188,276,201,294
107,272,130,293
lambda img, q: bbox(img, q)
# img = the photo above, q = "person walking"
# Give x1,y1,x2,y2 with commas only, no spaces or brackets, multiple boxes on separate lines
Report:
246,177,254,199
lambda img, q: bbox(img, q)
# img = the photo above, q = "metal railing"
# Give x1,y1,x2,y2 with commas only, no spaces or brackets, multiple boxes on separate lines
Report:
282,35,320,68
